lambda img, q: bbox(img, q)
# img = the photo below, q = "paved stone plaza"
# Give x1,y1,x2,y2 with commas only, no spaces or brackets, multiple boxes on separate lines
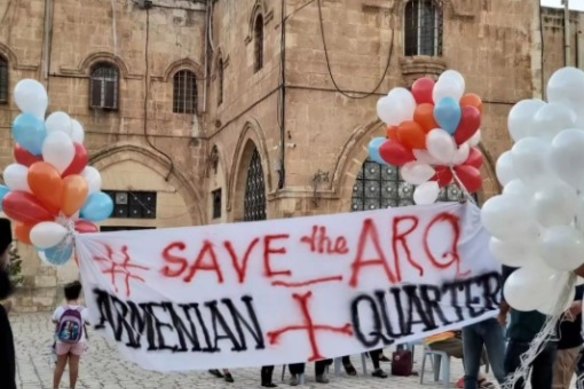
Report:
12,312,476,389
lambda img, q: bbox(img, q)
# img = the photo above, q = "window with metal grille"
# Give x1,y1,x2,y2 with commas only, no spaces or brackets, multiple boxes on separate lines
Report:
212,189,222,219
103,191,157,219
404,0,443,57
253,14,264,73
0,56,8,104
90,63,119,110
243,148,266,221
351,159,462,212
173,70,197,114
217,58,224,106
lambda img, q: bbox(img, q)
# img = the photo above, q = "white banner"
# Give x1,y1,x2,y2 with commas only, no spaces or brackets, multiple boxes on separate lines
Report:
76,202,500,372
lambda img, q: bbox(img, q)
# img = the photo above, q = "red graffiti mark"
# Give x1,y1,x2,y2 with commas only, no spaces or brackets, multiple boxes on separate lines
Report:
161,241,188,277
183,240,224,283
267,291,353,361
349,218,397,288
300,226,349,255
264,234,292,278
392,215,424,282
271,275,344,288
424,212,469,277
224,238,260,283
93,244,149,298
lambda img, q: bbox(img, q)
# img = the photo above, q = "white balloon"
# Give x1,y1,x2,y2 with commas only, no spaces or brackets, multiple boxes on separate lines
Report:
412,149,441,165
467,130,481,147
511,137,550,187
539,225,584,271
503,266,553,312
503,179,533,200
495,151,516,186
377,88,416,125
14,79,48,119
71,119,85,143
42,131,75,174
433,70,465,102
426,129,457,165
82,167,102,194
400,162,435,185
451,143,470,166
30,222,69,250
413,181,440,205
532,103,577,140
489,237,536,268
547,67,584,106
532,182,579,227
549,129,584,191
481,194,539,240
45,112,73,136
3,164,30,192
508,99,546,142
537,272,576,315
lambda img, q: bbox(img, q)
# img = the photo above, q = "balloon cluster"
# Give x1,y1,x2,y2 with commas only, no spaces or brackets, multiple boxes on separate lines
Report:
0,80,113,266
482,67,584,315
369,70,484,205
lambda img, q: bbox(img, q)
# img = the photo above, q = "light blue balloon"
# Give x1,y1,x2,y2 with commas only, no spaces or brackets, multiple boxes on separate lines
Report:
12,113,46,155
81,192,114,222
0,185,9,212
434,97,462,135
368,137,387,165
42,241,73,266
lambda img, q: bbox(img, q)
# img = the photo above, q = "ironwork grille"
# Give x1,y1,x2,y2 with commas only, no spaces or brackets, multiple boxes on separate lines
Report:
0,56,7,104
351,159,463,212
217,58,224,106
173,70,197,114
253,15,264,72
90,64,119,110
244,149,267,221
404,0,443,57
103,191,157,219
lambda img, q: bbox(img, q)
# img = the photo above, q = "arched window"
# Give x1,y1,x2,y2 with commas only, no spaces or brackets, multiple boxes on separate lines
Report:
244,148,266,221
404,0,443,57
351,159,462,211
253,14,264,72
0,56,8,104
173,70,197,114
217,57,224,106
90,63,119,110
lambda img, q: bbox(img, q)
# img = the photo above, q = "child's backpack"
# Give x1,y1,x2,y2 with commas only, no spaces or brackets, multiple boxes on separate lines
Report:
56,308,83,344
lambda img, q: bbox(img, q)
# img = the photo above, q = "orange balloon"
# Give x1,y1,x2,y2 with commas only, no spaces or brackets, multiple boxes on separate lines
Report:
387,125,399,141
398,121,427,150
414,103,438,132
28,162,63,214
15,222,33,244
61,175,89,217
460,93,483,114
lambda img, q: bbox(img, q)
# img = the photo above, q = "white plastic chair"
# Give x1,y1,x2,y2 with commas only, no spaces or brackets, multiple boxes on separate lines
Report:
420,346,451,387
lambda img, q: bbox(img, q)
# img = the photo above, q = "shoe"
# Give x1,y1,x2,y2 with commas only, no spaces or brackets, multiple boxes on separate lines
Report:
261,383,277,388
379,354,391,362
315,374,329,384
208,369,223,378
289,374,299,386
343,363,357,376
372,369,388,379
224,373,234,383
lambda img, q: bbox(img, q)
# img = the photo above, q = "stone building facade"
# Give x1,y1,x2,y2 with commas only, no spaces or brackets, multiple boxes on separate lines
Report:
0,0,578,310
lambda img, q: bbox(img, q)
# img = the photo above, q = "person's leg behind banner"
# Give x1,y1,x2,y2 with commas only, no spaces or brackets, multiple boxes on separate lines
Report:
288,363,305,386
531,342,558,389
369,349,388,378
480,318,506,385
462,323,484,389
315,359,332,383
342,355,356,376
261,365,277,388
504,340,529,389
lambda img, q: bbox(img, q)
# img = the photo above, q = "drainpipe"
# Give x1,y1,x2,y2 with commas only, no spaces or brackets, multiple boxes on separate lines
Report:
42,0,54,85
564,0,571,66
278,0,286,189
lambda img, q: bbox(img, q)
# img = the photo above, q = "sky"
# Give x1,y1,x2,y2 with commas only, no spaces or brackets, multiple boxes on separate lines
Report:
541,0,584,11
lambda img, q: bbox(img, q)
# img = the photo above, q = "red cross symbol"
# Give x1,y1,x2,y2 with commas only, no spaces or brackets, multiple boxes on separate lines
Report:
266,291,353,361
93,244,149,297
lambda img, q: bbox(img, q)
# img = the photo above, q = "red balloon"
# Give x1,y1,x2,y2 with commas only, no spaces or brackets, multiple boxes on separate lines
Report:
75,220,99,234
454,106,481,145
454,165,482,193
411,77,435,105
3,192,54,225
379,140,415,167
466,147,484,169
62,143,89,177
14,144,42,167
435,166,453,188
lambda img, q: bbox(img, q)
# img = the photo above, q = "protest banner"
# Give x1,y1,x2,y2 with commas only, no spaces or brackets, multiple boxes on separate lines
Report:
76,202,500,372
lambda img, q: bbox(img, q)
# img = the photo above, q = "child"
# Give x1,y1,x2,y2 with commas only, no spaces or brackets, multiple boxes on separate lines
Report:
52,281,89,389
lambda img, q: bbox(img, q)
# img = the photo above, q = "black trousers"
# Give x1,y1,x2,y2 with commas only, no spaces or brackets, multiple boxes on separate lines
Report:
289,359,332,376
261,365,274,384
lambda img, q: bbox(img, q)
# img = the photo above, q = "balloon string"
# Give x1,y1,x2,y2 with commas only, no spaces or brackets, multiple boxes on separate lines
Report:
449,167,478,206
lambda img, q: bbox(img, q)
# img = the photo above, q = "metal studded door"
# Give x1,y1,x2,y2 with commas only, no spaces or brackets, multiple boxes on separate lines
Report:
243,149,267,221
